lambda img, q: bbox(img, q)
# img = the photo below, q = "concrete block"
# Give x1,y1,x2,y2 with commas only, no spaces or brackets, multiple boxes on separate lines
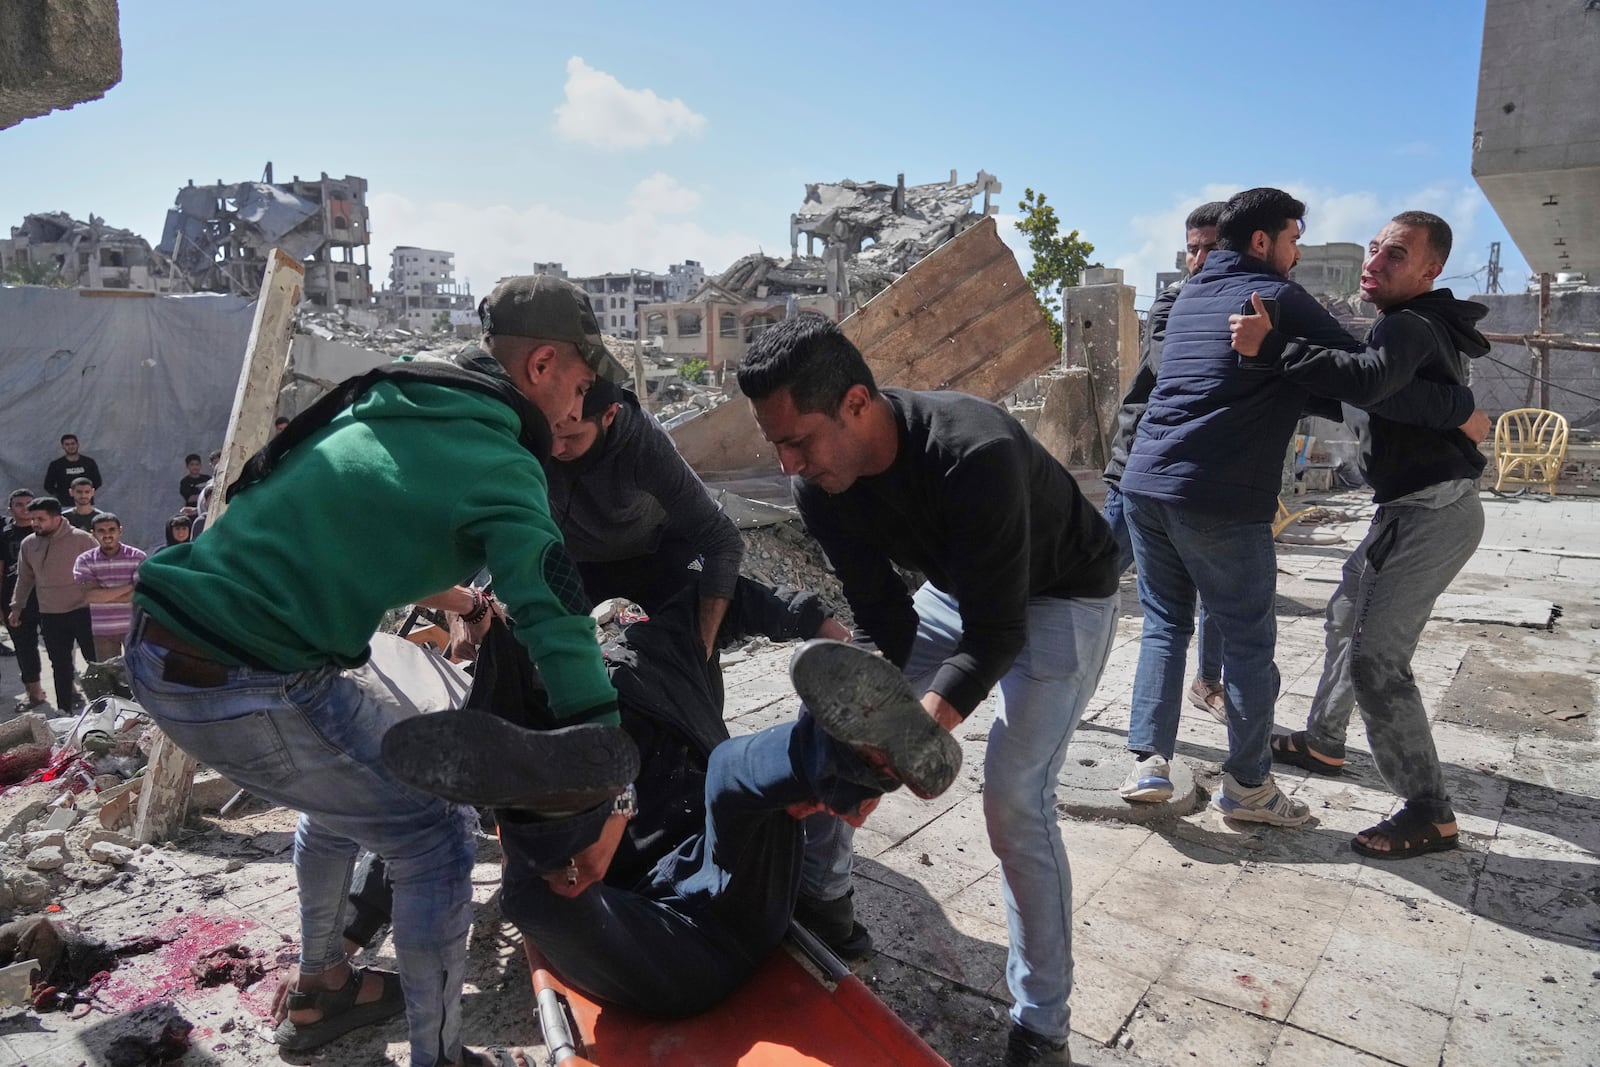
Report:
1032,369,1102,470
0,0,123,130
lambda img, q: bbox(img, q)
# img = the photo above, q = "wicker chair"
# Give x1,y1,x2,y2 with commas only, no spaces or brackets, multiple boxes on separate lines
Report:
1493,408,1569,492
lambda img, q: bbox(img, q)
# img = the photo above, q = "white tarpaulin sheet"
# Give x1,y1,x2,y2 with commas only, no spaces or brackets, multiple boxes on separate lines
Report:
0,286,257,550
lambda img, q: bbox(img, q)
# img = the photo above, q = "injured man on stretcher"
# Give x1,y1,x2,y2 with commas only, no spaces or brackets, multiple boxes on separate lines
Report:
376,579,961,1016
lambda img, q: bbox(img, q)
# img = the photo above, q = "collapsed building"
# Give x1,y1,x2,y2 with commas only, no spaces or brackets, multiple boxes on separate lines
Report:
640,169,1002,378
0,212,181,292
157,166,372,309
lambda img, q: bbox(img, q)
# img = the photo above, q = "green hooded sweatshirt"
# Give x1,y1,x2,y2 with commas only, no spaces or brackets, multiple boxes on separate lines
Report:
134,375,617,724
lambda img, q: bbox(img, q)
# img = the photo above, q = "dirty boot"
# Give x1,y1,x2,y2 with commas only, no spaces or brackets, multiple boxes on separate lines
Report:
381,709,639,813
788,640,961,799
793,889,873,961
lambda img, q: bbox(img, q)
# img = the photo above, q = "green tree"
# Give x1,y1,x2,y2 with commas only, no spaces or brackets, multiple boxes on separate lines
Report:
2,261,70,287
679,357,708,384
1016,188,1094,351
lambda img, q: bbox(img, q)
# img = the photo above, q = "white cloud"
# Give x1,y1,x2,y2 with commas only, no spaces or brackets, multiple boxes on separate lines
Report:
628,172,700,216
554,57,707,150
1110,181,1499,302
368,179,758,291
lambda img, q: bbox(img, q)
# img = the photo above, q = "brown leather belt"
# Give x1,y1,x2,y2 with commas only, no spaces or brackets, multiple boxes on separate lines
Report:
139,616,232,688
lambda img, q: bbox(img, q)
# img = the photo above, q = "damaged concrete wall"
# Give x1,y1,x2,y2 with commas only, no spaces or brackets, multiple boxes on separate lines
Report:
0,212,182,292
0,0,121,130
1059,268,1140,469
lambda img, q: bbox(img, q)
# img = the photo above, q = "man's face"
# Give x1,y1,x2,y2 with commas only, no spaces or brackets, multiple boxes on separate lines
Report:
1185,226,1219,275
70,484,95,507
29,510,62,536
61,437,79,458
1265,220,1303,275
551,405,618,463
522,345,595,428
1360,222,1441,310
93,521,121,553
8,496,31,522
750,387,870,495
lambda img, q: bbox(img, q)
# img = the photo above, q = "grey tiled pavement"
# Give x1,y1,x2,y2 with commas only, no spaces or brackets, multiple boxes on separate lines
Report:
2,492,1594,1066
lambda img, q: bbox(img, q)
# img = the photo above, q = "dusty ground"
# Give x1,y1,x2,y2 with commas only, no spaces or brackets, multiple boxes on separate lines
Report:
0,490,1595,1066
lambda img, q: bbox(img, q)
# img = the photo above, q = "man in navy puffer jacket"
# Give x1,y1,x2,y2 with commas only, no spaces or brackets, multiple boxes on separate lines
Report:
1119,187,1482,825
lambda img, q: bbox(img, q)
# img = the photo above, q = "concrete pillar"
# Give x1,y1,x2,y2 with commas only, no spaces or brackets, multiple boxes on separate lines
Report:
0,0,122,130
1031,369,1105,486
1062,268,1139,470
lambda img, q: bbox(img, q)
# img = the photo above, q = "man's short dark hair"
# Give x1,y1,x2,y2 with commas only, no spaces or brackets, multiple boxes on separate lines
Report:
91,512,120,529
737,316,877,415
70,477,94,489
27,498,61,516
1390,210,1452,265
1186,201,1228,231
1217,188,1306,251
8,488,33,504
185,452,202,464
60,434,77,444
273,417,289,428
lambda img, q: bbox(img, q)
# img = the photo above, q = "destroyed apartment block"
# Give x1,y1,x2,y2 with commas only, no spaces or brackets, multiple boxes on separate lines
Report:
157,166,372,309
640,169,1003,381
0,212,182,292
378,246,475,333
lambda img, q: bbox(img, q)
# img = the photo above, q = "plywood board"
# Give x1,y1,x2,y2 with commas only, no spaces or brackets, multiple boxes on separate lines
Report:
672,217,1058,477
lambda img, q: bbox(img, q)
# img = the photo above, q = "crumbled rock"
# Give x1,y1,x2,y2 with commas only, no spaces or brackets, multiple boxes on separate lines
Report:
88,841,136,866
25,845,66,871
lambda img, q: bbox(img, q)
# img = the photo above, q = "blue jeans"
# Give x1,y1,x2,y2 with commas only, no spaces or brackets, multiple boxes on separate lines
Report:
1124,492,1279,784
501,716,883,1015
125,634,477,1067
1105,483,1221,681
803,583,1118,1041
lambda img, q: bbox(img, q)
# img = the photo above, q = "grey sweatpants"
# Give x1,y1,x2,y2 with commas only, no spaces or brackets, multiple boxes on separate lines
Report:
1304,480,1484,824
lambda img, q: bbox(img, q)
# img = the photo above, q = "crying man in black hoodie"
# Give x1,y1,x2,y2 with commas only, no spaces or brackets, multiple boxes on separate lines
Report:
1231,210,1492,862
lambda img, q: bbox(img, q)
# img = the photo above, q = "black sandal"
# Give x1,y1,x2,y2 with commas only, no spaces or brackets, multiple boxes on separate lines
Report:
1351,806,1459,861
1270,731,1344,776
273,966,405,1051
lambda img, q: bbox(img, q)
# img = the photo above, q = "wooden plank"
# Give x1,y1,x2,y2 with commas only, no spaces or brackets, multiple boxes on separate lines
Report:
672,218,1057,476
133,249,305,844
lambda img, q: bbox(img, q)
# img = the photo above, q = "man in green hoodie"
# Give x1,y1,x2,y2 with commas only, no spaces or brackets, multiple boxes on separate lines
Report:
126,275,636,1067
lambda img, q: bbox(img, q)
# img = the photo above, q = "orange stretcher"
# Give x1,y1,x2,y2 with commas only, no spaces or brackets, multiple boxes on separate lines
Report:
525,924,951,1066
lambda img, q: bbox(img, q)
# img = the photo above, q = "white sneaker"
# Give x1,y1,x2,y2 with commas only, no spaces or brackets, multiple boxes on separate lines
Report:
1213,772,1310,826
1119,754,1174,803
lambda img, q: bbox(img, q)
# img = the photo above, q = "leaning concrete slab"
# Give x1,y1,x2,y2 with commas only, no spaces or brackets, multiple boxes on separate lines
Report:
672,216,1058,478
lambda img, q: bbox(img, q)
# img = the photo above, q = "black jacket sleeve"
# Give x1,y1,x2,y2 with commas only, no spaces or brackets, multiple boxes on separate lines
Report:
1105,285,1178,481
797,484,918,669
1265,311,1473,426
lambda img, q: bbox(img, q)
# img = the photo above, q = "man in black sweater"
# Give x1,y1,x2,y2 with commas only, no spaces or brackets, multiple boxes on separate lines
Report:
740,317,1119,1067
1232,210,1491,861
43,434,102,505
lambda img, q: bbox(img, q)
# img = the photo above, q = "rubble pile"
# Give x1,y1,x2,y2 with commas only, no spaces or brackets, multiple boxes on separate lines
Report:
0,693,164,910
791,171,1003,275
740,523,850,626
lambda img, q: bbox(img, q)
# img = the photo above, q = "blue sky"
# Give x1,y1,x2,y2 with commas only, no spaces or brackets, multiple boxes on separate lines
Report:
1,1,1527,308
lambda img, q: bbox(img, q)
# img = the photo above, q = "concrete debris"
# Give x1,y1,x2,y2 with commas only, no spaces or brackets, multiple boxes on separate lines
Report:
23,846,65,872
791,170,1003,275
88,841,134,866
0,212,183,292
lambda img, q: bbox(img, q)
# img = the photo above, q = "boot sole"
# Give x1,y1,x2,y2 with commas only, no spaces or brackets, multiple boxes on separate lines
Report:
788,640,961,799
381,709,639,812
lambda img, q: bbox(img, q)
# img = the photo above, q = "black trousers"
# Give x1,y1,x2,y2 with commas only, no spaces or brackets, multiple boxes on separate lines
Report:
39,607,94,708
3,595,42,686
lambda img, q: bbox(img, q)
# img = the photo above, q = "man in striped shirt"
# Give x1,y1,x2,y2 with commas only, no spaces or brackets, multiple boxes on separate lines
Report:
72,513,145,661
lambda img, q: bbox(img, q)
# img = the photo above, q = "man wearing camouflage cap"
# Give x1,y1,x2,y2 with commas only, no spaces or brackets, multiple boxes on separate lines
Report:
127,274,634,1067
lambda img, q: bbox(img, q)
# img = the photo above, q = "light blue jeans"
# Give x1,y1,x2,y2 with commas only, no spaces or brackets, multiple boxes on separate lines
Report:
802,583,1118,1041
125,635,477,1067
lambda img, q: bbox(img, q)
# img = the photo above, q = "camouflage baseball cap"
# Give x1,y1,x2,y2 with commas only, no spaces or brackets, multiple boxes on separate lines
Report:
479,274,628,383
